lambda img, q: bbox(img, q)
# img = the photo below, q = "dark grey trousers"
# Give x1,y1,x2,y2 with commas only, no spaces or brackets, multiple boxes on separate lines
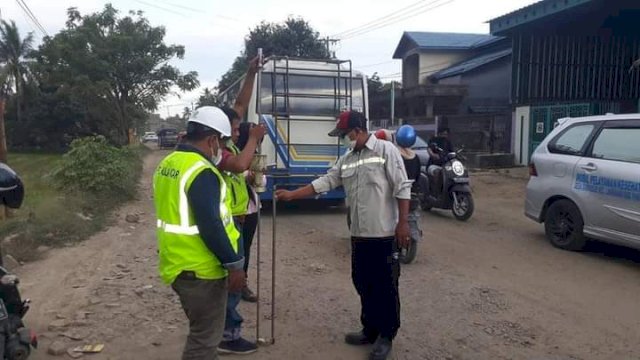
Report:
172,275,228,360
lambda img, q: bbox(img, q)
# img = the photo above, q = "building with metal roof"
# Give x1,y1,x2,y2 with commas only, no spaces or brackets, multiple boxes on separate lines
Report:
487,0,640,165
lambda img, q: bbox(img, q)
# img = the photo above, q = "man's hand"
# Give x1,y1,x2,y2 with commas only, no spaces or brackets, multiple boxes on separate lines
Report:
249,124,267,141
395,220,411,249
274,189,294,202
228,269,246,293
248,56,261,73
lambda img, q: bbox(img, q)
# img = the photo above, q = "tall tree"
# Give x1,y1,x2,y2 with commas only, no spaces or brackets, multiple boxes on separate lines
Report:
34,5,199,145
0,20,34,124
217,17,329,92
196,87,219,107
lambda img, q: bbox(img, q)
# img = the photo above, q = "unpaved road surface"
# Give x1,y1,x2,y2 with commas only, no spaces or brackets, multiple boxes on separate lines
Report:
18,150,640,360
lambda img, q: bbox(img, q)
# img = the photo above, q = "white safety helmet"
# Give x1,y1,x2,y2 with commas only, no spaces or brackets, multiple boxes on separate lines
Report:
187,106,231,137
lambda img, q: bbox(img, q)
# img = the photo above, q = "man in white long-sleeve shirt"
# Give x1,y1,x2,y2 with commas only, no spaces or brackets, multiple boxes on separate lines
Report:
275,111,411,360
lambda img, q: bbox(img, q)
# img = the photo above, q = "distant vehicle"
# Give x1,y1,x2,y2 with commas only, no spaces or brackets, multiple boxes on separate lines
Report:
157,129,178,149
141,132,158,143
526,114,640,251
370,131,430,167
217,56,368,201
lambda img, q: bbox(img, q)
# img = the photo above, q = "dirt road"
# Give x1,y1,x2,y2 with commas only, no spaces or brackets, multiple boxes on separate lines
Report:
19,150,640,360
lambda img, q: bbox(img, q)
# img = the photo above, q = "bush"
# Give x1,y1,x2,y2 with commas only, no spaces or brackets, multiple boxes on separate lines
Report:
50,136,141,200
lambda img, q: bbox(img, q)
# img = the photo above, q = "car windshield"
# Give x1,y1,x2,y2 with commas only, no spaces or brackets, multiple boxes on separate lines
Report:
412,136,428,149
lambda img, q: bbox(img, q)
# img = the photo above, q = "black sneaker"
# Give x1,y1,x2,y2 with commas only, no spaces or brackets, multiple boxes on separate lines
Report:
218,338,258,355
369,337,392,360
345,331,376,346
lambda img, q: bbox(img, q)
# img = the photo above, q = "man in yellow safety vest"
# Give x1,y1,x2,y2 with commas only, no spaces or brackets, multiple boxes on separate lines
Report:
153,106,246,360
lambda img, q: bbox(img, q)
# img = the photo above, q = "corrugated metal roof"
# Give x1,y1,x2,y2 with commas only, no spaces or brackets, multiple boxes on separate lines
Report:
431,48,512,80
392,31,503,58
405,32,501,49
489,0,595,35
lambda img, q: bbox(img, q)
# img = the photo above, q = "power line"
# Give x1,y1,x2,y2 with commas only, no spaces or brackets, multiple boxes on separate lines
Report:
155,0,201,13
340,0,455,40
14,0,47,36
133,0,188,18
332,0,435,38
358,60,396,69
16,0,47,36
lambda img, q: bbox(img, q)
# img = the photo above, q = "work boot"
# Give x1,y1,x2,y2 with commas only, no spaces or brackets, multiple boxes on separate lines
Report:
369,337,392,360
345,331,376,346
218,337,258,355
241,286,258,303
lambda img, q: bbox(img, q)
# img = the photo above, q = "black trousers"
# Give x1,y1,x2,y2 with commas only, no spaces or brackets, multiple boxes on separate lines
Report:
351,237,401,341
242,212,259,274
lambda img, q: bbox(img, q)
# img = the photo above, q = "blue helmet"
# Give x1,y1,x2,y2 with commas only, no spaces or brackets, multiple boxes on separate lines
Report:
396,125,416,148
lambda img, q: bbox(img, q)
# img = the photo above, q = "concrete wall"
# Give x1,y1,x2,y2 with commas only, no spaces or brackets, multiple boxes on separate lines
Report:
513,106,531,166
403,54,420,88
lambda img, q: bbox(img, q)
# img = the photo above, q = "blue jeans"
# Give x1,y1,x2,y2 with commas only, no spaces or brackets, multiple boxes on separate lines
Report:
223,219,245,341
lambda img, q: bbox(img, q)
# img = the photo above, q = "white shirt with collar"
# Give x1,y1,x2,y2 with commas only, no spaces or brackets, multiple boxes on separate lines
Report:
312,135,412,238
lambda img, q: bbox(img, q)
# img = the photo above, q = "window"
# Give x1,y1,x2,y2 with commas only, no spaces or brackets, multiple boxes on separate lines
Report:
260,74,364,116
548,124,595,155
591,127,640,164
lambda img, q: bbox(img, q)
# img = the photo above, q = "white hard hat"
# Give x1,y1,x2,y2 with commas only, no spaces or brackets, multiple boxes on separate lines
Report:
187,106,231,137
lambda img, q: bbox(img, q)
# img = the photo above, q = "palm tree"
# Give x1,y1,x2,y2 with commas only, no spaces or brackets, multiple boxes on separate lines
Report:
0,20,34,123
182,106,192,120
0,66,10,163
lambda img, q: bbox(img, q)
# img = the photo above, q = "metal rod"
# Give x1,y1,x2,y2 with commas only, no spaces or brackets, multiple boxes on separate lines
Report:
271,184,277,344
255,202,261,342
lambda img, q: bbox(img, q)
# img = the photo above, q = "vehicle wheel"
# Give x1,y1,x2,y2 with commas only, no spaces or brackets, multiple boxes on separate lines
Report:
420,197,432,211
452,192,474,221
544,200,586,251
400,239,418,264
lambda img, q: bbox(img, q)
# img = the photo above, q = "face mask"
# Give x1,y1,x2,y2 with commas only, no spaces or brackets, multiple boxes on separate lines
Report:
210,137,223,166
341,130,357,149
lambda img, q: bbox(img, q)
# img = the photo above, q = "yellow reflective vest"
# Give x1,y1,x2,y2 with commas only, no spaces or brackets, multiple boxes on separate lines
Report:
153,151,240,284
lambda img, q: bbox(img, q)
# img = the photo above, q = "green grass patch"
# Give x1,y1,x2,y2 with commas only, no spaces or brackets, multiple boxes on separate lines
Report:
0,139,146,262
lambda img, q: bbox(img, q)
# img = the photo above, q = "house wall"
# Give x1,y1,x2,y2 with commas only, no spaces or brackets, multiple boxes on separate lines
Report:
461,56,511,101
402,54,420,88
513,106,531,166
418,51,467,84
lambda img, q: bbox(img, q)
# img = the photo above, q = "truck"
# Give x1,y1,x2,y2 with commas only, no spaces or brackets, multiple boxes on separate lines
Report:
157,128,179,149
217,57,369,201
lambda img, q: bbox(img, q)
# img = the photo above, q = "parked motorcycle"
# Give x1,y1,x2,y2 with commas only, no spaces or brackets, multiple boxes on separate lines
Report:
419,147,474,221
0,266,37,360
0,163,36,359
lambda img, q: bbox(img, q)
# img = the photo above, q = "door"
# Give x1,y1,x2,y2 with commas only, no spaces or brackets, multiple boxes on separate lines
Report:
575,120,640,243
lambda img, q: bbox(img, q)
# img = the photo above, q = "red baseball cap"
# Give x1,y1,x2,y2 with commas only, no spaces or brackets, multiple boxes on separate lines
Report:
328,111,367,137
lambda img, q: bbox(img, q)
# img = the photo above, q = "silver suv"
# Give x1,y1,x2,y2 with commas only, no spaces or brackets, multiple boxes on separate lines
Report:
525,114,640,251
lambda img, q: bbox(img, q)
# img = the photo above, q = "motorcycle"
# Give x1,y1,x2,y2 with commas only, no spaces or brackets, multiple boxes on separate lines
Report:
419,146,474,221
0,266,37,360
0,163,36,359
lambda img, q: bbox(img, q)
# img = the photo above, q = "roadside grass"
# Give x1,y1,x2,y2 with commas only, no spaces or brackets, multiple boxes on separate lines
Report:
0,144,148,263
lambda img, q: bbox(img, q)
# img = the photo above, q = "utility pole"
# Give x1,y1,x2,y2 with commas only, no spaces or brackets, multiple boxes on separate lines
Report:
390,81,395,128
323,36,339,58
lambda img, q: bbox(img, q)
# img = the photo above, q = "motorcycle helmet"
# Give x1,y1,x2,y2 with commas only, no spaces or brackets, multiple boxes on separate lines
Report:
396,125,416,148
0,163,24,209
374,129,387,140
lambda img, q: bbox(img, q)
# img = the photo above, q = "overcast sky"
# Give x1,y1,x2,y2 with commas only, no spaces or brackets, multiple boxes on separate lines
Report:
1,0,535,116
